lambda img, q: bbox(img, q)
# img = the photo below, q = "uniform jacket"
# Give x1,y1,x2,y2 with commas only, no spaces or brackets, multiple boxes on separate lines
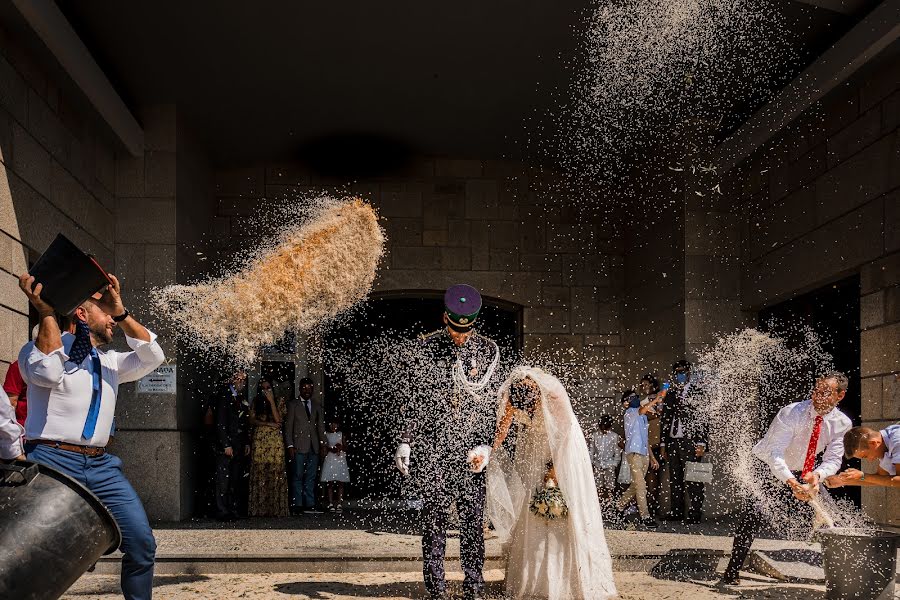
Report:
401,328,500,495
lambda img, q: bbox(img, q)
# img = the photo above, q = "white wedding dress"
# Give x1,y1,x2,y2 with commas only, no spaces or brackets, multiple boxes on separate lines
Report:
487,367,617,600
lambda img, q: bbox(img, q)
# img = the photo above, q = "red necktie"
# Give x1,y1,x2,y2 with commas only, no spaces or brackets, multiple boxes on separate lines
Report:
801,415,823,478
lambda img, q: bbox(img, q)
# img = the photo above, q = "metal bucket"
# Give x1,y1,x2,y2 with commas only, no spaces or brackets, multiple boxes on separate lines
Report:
815,527,900,600
0,461,121,600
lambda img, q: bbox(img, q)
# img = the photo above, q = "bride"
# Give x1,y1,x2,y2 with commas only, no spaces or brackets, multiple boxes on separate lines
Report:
480,366,617,599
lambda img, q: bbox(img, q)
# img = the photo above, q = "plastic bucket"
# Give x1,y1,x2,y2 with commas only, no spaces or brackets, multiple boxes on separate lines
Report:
815,527,899,599
0,461,121,600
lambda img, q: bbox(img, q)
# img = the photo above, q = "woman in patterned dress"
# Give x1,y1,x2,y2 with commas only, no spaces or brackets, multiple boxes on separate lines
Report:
249,378,289,517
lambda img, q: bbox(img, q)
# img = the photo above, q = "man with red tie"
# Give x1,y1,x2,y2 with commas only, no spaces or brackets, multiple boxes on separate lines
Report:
720,371,851,585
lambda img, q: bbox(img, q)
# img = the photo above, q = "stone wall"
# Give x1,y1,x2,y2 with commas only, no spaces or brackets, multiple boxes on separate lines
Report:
0,21,211,520
212,159,626,425
0,23,117,381
727,51,899,525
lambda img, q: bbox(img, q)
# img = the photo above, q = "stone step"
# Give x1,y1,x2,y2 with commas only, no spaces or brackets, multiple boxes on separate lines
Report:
92,553,664,575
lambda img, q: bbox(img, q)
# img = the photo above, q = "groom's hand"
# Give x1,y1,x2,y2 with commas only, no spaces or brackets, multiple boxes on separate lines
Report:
467,445,491,473
394,443,411,476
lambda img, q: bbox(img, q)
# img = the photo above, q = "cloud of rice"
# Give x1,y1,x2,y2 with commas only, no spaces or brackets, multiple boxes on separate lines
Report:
152,197,385,363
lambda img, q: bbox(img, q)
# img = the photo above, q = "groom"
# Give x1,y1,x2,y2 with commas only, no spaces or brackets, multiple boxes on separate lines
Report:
395,285,500,600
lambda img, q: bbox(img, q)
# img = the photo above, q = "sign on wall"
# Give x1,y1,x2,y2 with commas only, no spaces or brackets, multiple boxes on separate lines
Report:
138,364,177,394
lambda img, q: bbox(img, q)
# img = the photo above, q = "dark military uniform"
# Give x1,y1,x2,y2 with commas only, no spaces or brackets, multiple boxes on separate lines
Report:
401,327,499,599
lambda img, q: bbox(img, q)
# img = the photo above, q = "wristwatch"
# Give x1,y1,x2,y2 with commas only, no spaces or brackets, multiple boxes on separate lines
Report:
113,309,130,323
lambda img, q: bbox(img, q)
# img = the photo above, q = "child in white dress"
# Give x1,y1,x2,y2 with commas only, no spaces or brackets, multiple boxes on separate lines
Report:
321,420,350,512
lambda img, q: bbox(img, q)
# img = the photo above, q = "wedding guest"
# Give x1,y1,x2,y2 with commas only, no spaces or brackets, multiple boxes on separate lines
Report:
639,373,664,517
285,377,325,514
824,424,900,489
18,273,165,600
3,360,27,427
589,414,622,503
615,389,660,529
215,371,251,522
659,360,708,524
248,378,289,517
321,419,351,512
0,388,24,460
721,372,851,585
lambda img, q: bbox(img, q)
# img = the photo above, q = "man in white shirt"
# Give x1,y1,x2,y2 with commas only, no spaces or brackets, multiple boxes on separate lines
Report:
824,424,900,489
18,272,165,600
721,371,852,585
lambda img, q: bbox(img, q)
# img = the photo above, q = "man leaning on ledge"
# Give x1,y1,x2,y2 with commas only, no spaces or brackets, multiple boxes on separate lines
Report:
17,271,165,600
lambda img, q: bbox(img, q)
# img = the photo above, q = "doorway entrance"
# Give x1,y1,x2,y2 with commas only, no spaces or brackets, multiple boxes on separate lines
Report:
321,291,523,498
759,276,861,507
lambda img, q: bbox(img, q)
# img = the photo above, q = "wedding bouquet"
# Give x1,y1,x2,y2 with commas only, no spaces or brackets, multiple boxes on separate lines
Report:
529,479,568,520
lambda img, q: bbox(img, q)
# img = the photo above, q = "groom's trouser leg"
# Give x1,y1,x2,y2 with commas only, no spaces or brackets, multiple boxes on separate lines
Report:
723,495,760,579
724,473,812,579
458,474,486,593
422,500,449,596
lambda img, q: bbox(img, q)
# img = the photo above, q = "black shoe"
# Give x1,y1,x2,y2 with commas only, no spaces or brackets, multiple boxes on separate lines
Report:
719,573,740,586
640,517,658,529
463,590,484,600
215,514,236,522
684,517,701,525
290,506,304,516
662,513,684,521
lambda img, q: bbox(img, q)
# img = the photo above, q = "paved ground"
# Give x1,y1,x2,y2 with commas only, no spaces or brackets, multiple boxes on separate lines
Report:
119,509,818,560
61,508,900,598
63,569,839,599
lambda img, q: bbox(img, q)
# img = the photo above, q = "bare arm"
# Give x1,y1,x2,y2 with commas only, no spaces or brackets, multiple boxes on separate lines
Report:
248,401,266,427
19,275,63,355
98,274,151,342
492,399,515,451
827,466,900,489
638,396,662,416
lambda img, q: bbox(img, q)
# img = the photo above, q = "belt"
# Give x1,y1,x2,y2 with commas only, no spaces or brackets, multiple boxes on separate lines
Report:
29,439,106,457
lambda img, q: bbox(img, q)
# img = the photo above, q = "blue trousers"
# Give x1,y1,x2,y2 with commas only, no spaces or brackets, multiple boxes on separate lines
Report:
290,450,319,509
26,444,156,600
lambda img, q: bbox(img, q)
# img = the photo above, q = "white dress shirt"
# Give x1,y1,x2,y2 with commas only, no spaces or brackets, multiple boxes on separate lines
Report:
879,424,900,476
0,388,24,459
752,399,852,483
590,430,622,469
18,331,165,447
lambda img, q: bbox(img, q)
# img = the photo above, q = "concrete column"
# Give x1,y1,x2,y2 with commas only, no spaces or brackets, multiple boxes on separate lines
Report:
111,104,189,521
859,254,900,526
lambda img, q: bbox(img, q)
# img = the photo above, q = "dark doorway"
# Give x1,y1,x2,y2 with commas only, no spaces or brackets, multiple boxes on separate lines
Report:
321,292,522,498
759,276,861,507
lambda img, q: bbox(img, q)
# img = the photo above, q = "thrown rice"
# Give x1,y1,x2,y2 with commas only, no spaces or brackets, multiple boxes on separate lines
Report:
152,197,385,362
